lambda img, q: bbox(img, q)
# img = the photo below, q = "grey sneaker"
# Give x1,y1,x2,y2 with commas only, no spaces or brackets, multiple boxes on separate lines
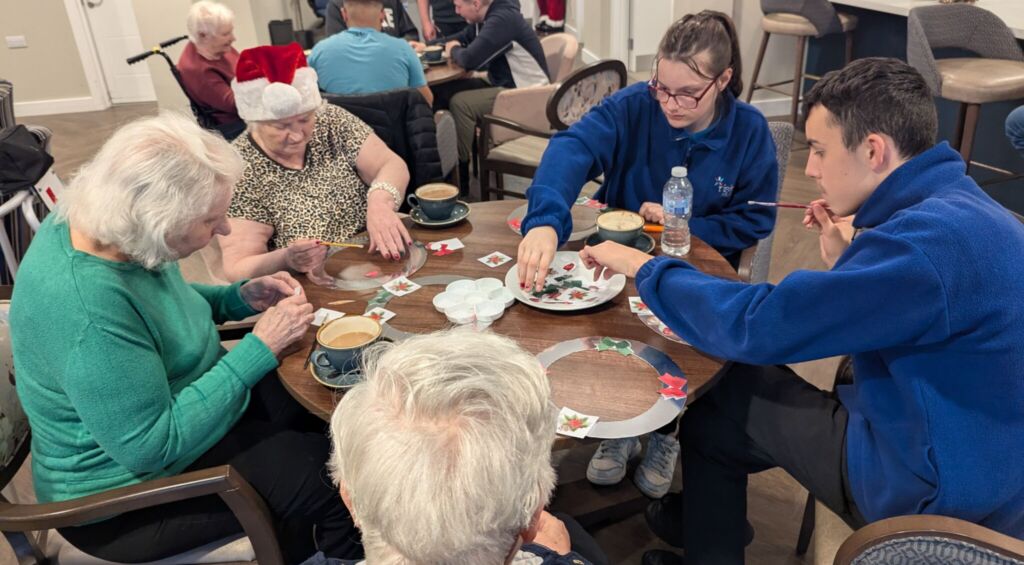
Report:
586,437,642,485
634,432,680,498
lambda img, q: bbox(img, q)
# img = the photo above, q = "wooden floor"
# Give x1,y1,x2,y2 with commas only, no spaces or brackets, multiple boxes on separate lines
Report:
17,104,841,564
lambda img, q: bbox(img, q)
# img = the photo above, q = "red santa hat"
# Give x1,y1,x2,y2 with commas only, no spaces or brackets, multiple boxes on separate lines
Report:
231,43,322,122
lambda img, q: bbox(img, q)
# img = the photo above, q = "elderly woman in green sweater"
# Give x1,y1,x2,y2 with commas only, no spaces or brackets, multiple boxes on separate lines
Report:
9,113,360,563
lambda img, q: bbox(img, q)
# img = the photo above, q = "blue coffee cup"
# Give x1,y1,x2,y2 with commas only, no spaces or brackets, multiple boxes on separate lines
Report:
407,183,459,220
314,316,383,375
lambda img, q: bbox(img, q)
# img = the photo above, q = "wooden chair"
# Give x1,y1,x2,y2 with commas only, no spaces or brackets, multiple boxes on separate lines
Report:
540,33,579,83
0,305,282,565
738,121,794,284
478,59,627,201
834,515,1024,565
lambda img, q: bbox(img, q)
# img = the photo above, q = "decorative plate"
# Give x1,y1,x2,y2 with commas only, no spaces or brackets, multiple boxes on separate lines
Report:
365,274,471,341
504,251,626,311
537,336,687,439
322,240,427,291
506,203,599,242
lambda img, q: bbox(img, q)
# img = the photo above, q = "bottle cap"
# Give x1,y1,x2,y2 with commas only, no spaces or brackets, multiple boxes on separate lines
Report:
672,166,687,178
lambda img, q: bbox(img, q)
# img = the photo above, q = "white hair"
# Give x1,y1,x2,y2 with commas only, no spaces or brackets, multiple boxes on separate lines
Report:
55,112,243,269
186,1,235,44
329,329,557,564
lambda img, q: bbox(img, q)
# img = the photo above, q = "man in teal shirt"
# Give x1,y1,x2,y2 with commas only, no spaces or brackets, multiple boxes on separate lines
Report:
310,0,433,106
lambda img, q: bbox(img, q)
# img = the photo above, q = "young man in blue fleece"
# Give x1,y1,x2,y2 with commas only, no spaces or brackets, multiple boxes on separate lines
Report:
582,57,1024,565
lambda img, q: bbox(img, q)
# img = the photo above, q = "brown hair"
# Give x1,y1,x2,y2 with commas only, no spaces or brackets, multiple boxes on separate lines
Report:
657,10,743,98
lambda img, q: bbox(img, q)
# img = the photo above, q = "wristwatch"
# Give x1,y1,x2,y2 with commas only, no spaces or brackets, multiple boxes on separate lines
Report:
368,181,401,211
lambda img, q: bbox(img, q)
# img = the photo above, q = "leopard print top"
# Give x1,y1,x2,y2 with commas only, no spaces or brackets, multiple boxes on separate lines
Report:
229,104,372,250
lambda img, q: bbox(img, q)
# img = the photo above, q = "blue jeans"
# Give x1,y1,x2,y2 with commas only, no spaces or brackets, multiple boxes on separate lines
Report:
1005,105,1024,152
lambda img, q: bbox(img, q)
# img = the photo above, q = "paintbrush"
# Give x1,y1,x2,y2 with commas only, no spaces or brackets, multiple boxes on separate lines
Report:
748,200,811,210
318,241,365,248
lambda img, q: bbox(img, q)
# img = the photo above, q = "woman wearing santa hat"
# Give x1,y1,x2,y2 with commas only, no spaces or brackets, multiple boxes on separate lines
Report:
220,43,413,284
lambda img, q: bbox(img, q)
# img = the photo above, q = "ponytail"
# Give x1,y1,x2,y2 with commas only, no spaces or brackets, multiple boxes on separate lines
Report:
657,10,744,98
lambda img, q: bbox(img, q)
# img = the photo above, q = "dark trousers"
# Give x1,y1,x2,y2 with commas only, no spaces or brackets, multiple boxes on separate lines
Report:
60,375,360,564
557,512,608,565
679,362,866,564
435,19,469,38
431,77,490,112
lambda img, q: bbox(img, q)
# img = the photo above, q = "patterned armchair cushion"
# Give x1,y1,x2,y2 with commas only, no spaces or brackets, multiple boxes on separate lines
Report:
555,70,625,128
851,537,1024,565
0,300,29,471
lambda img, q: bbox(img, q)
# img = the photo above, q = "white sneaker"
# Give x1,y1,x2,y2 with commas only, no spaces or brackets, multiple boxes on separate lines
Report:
634,432,680,498
587,437,642,485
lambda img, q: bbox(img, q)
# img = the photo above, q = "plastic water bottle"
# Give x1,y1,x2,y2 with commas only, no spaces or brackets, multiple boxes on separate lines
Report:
661,166,692,257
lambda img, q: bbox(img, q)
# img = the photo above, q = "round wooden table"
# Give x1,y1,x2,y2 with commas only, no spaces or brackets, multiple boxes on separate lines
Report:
424,60,470,86
278,200,738,441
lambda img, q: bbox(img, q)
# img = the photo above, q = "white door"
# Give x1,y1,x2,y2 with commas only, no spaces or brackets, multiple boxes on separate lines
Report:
628,0,673,73
80,0,156,103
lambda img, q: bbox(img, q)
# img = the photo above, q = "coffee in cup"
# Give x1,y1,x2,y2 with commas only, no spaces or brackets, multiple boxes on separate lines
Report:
596,210,645,245
406,183,459,220
424,45,444,63
315,315,383,375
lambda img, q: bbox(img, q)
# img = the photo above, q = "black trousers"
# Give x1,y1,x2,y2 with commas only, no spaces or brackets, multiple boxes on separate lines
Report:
435,19,469,37
60,375,360,564
678,362,866,564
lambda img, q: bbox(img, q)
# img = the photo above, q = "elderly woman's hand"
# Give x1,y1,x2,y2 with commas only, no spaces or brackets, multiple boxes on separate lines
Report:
240,271,303,311
532,511,572,555
285,238,329,275
252,293,314,356
366,192,413,261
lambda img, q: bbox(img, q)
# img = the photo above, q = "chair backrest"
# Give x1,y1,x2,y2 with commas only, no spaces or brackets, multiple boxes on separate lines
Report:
490,83,560,145
0,299,30,493
834,515,1024,565
540,33,580,83
433,110,458,178
324,88,443,189
760,0,840,37
745,121,794,284
907,5,1024,96
546,59,628,131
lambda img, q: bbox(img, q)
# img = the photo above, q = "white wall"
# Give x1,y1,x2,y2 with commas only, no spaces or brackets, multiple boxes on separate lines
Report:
0,0,94,114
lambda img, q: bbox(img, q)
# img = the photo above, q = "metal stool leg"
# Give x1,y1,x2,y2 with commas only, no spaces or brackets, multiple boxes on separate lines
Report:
959,103,981,168
791,36,808,127
747,31,771,103
795,491,816,555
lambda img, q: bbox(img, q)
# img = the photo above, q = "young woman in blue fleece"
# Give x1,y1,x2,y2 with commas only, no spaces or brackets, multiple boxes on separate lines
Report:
517,12,780,500
582,58,1024,565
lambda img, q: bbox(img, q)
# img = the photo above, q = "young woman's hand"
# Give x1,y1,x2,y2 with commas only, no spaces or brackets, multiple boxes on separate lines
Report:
517,226,558,292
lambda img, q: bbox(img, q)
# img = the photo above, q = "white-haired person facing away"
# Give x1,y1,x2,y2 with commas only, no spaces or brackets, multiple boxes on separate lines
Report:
179,0,245,138
311,329,609,565
9,113,363,563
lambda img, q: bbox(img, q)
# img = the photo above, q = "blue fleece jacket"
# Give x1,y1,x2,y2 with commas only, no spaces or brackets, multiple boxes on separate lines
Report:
520,82,778,256
635,142,1024,537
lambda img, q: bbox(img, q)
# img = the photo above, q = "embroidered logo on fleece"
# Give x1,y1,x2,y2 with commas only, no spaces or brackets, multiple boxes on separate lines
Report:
714,176,734,198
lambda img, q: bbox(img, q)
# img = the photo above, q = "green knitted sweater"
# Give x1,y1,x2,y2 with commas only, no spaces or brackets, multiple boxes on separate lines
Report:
10,217,278,503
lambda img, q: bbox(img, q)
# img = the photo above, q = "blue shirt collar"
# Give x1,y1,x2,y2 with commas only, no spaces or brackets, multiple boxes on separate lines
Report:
852,142,965,229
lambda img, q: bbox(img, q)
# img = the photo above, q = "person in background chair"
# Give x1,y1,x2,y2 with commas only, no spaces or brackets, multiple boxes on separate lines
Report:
318,329,609,565
178,1,245,139
430,0,549,190
310,0,433,106
326,0,420,40
415,0,468,40
9,113,361,563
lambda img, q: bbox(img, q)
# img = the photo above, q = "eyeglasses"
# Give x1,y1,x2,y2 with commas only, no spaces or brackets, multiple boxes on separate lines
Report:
647,72,722,110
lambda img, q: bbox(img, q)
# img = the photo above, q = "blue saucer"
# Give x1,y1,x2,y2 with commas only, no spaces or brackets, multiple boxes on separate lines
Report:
409,200,470,228
307,348,363,389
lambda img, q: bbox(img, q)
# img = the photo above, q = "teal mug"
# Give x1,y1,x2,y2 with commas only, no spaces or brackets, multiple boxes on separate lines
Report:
314,316,384,375
407,183,459,220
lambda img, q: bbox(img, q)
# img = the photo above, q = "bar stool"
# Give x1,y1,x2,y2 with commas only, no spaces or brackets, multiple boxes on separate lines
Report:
746,0,857,127
908,4,1024,173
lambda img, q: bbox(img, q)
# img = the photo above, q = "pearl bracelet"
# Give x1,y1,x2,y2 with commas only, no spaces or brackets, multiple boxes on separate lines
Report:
367,181,401,211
